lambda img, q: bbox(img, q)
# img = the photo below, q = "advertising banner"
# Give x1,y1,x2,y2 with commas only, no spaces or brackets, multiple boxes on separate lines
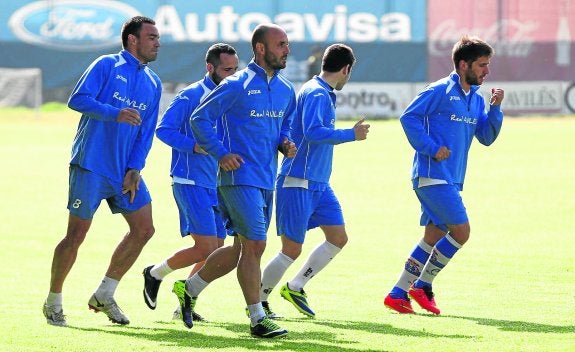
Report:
428,0,575,81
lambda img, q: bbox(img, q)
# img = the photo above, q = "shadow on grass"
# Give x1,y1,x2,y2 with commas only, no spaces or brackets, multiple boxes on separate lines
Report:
68,321,389,352
446,315,575,333
307,319,471,338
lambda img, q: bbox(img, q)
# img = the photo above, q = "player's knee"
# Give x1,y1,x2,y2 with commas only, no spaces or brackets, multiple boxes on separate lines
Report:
196,240,219,259
60,231,87,250
329,232,348,249
131,224,155,242
449,223,470,245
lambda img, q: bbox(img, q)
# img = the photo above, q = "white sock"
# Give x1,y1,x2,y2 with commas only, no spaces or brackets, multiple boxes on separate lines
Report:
150,260,173,280
289,241,341,291
46,292,62,307
185,273,209,298
394,239,433,292
248,303,266,326
260,252,294,301
94,276,119,298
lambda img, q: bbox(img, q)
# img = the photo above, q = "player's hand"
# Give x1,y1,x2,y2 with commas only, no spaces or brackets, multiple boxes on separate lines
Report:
117,108,142,126
281,137,297,158
433,146,451,161
194,143,208,155
353,118,370,140
122,169,141,203
219,153,244,172
490,88,504,105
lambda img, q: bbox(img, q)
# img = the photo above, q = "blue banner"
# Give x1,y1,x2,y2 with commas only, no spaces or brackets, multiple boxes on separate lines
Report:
0,0,428,101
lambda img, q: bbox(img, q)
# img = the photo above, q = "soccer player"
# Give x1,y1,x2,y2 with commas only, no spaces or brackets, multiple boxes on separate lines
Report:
141,43,239,321
171,23,296,338
384,35,504,315
259,43,369,318
42,16,162,326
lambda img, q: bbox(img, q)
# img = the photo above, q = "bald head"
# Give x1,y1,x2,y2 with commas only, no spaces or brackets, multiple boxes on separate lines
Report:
250,23,290,75
251,23,285,54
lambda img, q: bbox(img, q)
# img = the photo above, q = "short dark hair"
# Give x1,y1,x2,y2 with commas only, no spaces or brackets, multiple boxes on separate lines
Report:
205,43,237,67
322,43,355,73
121,16,155,49
452,35,494,68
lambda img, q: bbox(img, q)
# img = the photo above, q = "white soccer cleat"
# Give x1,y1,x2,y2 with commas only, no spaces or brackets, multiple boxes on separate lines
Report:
88,294,130,325
43,302,67,327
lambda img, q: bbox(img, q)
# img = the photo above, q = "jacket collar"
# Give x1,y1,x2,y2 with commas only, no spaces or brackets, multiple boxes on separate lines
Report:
202,74,217,90
247,59,279,78
314,75,334,92
120,50,148,69
449,71,480,95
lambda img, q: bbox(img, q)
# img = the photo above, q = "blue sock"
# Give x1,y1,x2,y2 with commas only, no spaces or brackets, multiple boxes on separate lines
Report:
390,240,433,298
415,234,462,289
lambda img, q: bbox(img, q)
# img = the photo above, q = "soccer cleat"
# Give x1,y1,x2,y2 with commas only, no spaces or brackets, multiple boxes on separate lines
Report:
280,283,315,318
262,300,282,319
172,280,197,328
244,300,283,319
192,310,205,321
142,265,162,310
172,306,181,321
384,293,415,314
172,306,206,322
408,285,440,315
43,302,67,327
250,317,288,338
88,294,130,325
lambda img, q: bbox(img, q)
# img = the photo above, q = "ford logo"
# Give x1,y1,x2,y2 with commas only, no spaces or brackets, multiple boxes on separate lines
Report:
8,0,140,51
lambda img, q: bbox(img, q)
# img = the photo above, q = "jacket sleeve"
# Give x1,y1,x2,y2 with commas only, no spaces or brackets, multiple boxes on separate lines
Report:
156,92,197,153
278,90,296,147
67,57,120,122
190,82,236,160
475,100,503,146
400,87,442,157
302,90,355,145
127,81,162,171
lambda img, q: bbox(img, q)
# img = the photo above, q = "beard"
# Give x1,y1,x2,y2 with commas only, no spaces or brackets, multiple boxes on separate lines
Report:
264,50,286,70
465,68,481,86
210,72,224,85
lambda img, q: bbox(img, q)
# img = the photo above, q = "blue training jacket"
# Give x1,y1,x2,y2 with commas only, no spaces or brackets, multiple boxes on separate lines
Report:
156,74,218,189
400,71,503,189
279,76,355,184
190,60,296,190
68,50,162,183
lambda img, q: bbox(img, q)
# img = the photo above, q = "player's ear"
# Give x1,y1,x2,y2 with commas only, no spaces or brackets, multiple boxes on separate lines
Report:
256,42,265,55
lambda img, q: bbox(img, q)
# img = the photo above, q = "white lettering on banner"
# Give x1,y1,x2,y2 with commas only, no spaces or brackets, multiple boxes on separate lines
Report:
161,82,570,118
327,82,566,119
8,0,139,50
429,19,536,57
40,12,114,40
334,83,411,118
154,5,411,42
478,82,562,113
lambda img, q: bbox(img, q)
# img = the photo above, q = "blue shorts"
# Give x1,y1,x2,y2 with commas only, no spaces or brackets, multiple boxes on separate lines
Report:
67,165,151,220
217,185,273,241
414,183,468,232
276,185,344,244
172,183,227,239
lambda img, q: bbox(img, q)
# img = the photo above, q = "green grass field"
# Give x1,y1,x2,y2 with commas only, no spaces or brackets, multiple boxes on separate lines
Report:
0,106,574,352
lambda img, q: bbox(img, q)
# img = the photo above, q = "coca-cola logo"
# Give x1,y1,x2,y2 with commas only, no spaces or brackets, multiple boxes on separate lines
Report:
429,19,538,57
8,0,140,51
